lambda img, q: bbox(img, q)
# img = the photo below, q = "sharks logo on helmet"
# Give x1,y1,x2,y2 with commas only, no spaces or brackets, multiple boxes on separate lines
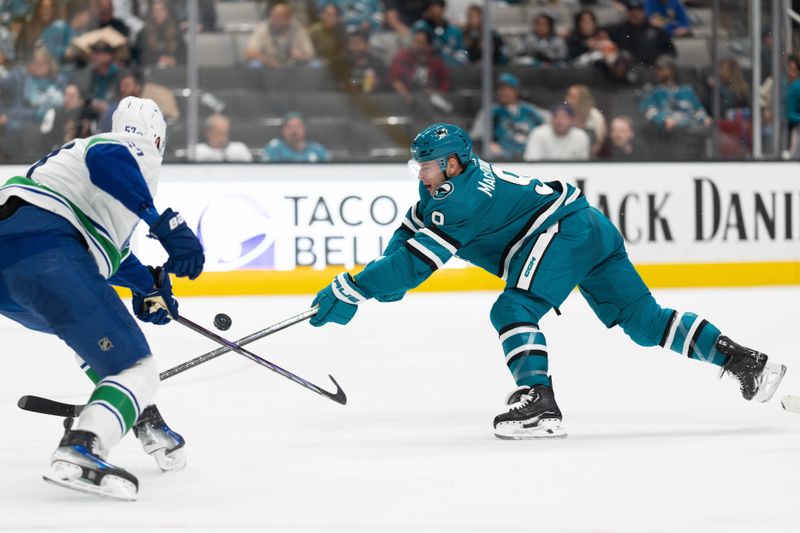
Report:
410,123,474,173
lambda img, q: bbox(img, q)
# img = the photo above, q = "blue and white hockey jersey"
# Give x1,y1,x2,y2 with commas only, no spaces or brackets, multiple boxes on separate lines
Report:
0,132,162,278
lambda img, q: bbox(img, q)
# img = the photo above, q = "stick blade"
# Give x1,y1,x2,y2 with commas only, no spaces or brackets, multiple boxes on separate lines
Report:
327,375,347,405
18,395,83,417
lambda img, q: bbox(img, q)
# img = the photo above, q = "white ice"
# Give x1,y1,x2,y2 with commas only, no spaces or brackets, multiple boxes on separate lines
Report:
1,287,799,533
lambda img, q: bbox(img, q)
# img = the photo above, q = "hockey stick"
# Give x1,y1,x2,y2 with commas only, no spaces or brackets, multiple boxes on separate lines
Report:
173,315,346,405
17,307,336,417
161,307,318,380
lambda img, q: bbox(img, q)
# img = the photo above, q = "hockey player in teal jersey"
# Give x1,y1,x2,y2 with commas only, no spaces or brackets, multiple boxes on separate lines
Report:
310,123,787,439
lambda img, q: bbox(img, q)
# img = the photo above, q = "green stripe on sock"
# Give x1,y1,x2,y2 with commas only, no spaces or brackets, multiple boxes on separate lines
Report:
84,368,101,384
88,384,138,433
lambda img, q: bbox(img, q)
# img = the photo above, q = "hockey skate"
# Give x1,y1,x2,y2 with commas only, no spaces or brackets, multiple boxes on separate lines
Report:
43,429,138,501
717,336,786,402
132,405,186,472
493,384,567,439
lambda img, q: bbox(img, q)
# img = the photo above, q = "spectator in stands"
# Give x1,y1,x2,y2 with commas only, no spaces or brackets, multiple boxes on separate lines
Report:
566,9,616,68
15,0,61,62
40,0,91,67
97,67,179,131
0,46,65,155
134,0,186,68
97,66,141,130
714,57,751,117
786,54,800,156
645,0,691,38
607,0,674,67
524,103,590,161
605,115,649,160
41,81,92,148
245,3,316,68
520,13,568,66
262,112,331,162
389,28,449,105
640,55,710,134
462,4,508,66
565,84,607,156
195,113,254,162
71,39,120,117
1,0,34,23
342,29,387,92
309,3,347,68
412,0,467,66
318,0,385,33
469,72,547,160
92,0,130,38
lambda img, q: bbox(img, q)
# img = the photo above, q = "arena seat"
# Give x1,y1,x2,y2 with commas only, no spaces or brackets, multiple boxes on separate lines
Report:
217,1,263,32
673,37,711,67
195,33,238,67
262,66,338,92
200,66,263,90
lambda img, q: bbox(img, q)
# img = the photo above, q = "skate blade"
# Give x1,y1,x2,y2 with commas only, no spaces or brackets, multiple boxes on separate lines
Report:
754,362,787,403
152,448,187,473
494,418,567,440
43,462,137,502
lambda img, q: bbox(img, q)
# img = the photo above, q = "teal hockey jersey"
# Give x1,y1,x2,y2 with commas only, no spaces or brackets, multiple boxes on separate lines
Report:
354,157,589,296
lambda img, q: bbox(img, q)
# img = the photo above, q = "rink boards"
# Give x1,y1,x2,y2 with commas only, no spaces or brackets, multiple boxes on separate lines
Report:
3,161,799,294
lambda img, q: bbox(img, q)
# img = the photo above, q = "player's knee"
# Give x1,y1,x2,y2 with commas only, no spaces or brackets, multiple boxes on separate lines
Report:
489,289,549,331
617,295,673,347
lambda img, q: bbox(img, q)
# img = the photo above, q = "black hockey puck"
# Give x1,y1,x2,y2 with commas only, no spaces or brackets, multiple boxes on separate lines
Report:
213,313,232,331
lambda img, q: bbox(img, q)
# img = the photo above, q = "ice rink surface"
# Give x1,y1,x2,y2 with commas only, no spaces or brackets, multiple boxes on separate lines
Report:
1,287,799,533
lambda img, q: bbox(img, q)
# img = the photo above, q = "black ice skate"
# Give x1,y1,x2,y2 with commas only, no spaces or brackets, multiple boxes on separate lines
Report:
43,429,138,501
493,384,566,439
132,405,186,472
717,336,786,402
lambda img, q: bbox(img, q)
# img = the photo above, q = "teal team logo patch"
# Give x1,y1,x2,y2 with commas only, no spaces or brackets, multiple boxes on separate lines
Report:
433,181,454,200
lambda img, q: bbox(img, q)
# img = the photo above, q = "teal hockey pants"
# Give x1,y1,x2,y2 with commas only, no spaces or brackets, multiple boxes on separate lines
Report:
489,207,726,388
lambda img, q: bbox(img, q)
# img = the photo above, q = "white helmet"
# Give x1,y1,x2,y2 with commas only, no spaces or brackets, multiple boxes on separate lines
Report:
112,96,167,157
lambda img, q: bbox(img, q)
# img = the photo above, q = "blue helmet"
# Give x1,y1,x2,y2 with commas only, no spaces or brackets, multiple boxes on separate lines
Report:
410,123,474,172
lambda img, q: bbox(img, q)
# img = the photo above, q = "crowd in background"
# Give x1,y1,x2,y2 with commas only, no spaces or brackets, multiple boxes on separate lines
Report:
1,0,799,163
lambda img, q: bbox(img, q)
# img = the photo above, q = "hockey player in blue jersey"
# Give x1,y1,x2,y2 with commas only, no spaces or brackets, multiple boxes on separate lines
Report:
309,122,787,439
0,96,205,499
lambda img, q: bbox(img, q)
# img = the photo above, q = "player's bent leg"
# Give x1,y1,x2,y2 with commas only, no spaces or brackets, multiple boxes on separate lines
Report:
490,289,551,388
490,290,565,439
44,356,159,501
75,355,186,472
580,255,786,402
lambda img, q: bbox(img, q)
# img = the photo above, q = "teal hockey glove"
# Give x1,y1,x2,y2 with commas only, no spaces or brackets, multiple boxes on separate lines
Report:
310,273,367,327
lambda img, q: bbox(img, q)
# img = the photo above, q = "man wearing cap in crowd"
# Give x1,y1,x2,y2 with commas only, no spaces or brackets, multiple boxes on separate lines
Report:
640,54,710,135
523,103,590,161
261,112,331,163
70,40,121,119
469,72,548,160
606,0,675,66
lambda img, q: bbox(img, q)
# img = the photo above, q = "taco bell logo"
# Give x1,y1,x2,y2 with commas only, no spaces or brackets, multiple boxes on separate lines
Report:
197,195,276,270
